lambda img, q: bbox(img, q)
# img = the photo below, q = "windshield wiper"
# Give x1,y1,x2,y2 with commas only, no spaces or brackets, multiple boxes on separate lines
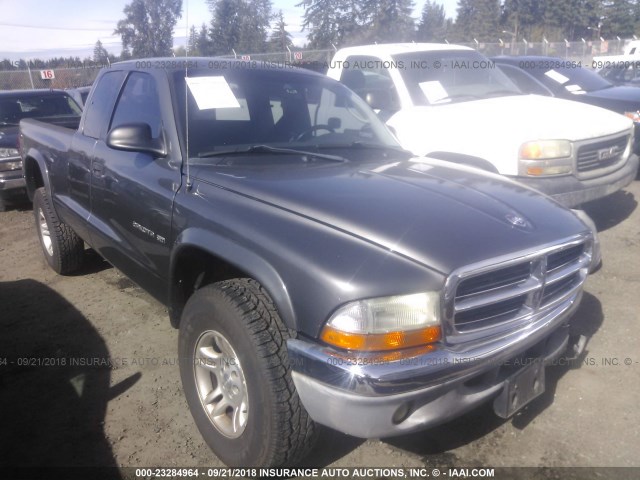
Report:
431,94,481,104
316,141,411,156
482,90,523,98
198,144,347,162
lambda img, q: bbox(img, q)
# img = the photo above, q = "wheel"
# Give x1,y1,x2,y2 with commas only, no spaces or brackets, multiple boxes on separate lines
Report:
178,279,317,467
33,187,84,274
0,197,6,212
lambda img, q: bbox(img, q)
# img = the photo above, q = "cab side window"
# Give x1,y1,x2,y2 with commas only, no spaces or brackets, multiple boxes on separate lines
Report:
110,72,162,137
83,71,127,139
339,55,400,112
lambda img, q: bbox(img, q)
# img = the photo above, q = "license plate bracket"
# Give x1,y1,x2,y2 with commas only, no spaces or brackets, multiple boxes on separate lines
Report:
493,360,545,418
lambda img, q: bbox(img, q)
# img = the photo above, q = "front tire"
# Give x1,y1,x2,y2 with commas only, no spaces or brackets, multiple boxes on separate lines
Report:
178,279,317,467
33,187,84,274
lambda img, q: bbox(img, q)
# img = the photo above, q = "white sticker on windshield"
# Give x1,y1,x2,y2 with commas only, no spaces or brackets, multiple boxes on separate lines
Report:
419,81,448,103
185,76,241,110
544,69,570,85
565,84,586,94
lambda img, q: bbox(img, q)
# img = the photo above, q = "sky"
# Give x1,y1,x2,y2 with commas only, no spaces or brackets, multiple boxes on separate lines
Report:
0,0,459,62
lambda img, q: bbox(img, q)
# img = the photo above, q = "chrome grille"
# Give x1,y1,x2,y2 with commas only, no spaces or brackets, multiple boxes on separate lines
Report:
576,135,628,172
447,236,591,342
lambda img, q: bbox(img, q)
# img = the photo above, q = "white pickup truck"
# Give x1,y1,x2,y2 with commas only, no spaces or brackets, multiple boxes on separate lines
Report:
327,43,639,207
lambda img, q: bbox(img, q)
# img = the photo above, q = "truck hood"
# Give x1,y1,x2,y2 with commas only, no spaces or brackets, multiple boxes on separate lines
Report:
388,94,633,171
192,157,589,274
575,86,640,112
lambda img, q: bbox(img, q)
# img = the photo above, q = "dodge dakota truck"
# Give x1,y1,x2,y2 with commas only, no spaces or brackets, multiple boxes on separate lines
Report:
21,58,599,467
327,43,639,207
0,89,81,210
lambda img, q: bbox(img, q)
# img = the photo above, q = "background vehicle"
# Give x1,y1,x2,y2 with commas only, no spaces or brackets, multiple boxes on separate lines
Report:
66,86,92,109
0,89,81,210
21,58,597,467
493,55,640,154
327,43,638,207
597,61,640,87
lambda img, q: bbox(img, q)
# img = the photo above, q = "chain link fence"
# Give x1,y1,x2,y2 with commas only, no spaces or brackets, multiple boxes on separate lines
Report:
0,39,631,91
0,65,101,91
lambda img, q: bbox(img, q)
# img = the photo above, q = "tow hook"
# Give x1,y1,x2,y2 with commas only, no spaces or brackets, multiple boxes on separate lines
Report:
565,334,588,361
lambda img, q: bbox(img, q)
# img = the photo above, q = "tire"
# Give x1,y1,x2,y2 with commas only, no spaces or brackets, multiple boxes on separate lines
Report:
0,198,6,212
178,279,317,467
33,187,84,274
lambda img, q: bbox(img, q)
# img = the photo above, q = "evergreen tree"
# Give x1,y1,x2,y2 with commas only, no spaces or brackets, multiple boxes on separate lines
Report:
501,0,542,41
268,11,293,52
93,40,110,64
188,25,199,55
358,0,415,43
115,0,183,58
454,0,500,42
601,0,636,38
207,0,272,55
417,1,448,42
542,0,601,40
298,0,357,49
197,24,213,55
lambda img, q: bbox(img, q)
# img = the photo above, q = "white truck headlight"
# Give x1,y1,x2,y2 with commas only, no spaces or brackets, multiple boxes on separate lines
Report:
320,292,441,351
519,140,572,176
624,111,640,123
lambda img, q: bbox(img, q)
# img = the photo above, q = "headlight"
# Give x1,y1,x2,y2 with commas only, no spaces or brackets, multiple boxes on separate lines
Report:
519,140,572,176
320,292,441,351
519,140,571,160
0,148,20,159
624,111,640,122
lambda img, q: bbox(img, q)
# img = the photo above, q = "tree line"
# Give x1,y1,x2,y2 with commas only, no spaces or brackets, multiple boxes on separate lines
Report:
2,0,640,70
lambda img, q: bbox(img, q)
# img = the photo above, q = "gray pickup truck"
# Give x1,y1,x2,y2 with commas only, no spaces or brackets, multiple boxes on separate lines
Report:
0,89,81,210
20,58,599,467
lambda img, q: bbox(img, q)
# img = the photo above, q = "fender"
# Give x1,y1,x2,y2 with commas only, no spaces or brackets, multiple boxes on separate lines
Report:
23,147,52,201
169,227,297,330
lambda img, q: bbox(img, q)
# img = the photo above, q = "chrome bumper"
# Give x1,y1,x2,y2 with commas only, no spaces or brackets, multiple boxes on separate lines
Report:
515,153,638,208
288,290,582,438
0,170,26,192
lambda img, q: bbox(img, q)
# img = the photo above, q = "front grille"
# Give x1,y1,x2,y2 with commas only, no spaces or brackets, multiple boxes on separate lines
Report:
576,135,628,172
449,238,590,340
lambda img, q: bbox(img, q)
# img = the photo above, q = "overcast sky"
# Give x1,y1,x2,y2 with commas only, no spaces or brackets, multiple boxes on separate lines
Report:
0,0,459,61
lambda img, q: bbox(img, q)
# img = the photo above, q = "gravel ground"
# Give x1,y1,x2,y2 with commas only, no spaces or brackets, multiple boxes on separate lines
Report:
0,179,639,475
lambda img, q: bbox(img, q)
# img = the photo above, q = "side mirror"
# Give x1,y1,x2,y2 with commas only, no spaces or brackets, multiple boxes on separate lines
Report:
363,89,392,111
106,123,167,157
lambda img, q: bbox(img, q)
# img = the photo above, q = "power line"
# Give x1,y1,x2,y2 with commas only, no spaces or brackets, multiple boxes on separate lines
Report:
0,22,115,31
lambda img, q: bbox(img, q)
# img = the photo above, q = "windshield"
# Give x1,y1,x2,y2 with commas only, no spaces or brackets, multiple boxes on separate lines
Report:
392,50,521,106
532,65,613,93
598,64,640,85
0,93,81,125
173,68,400,159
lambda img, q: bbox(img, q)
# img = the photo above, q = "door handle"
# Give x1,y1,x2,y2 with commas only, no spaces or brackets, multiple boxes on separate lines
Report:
92,163,103,176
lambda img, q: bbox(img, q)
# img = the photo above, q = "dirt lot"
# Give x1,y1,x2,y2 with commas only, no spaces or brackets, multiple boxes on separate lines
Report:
1,179,639,475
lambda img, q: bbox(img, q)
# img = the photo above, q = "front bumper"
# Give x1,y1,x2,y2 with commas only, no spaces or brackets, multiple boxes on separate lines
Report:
0,158,26,195
288,290,582,438
514,153,638,208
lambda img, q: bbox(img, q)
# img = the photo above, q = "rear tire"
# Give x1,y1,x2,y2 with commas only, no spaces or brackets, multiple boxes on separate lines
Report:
178,279,317,467
33,187,84,274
